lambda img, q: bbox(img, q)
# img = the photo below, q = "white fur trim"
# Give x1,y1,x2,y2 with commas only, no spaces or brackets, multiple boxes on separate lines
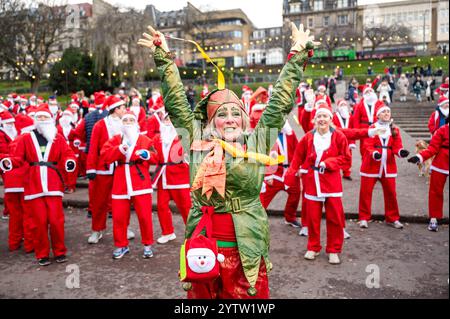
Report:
1,118,15,124
107,100,125,111
430,165,449,175
416,154,424,163
4,187,25,193
438,98,449,107
122,113,137,121
376,106,391,117
119,144,128,155
315,108,333,119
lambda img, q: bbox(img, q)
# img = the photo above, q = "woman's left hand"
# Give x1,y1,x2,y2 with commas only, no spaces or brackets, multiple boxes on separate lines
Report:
290,23,320,52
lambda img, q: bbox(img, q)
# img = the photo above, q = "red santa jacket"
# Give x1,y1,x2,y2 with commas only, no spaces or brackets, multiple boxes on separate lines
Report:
360,124,404,178
428,109,446,135
418,123,449,175
0,135,29,193
101,134,154,199
0,129,13,157
87,118,117,175
333,113,356,145
264,131,298,183
151,133,190,189
6,131,76,200
286,129,351,200
353,99,383,129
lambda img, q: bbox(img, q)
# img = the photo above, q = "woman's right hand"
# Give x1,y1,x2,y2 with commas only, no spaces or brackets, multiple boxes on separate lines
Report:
137,26,170,54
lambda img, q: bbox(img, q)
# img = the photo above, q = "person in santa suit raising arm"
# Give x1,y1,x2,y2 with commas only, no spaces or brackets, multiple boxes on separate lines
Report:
408,121,449,232
285,103,351,265
358,102,410,230
0,105,77,266
101,111,156,259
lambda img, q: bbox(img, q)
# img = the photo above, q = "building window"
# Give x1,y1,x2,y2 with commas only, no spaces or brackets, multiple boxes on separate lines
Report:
290,3,300,13
308,17,313,28
337,15,348,25
233,43,243,51
337,0,347,8
314,0,324,11
232,31,243,38
323,16,329,27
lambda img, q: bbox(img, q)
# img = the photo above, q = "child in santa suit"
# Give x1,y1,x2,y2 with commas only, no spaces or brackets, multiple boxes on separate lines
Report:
86,94,131,245
57,108,79,193
144,96,165,139
358,103,410,229
408,122,449,232
152,115,191,244
333,100,356,180
0,113,35,253
352,86,382,158
428,96,448,135
0,105,77,266
260,121,301,227
285,104,351,265
100,111,156,259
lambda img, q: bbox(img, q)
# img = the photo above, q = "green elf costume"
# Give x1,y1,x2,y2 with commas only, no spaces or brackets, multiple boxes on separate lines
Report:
138,23,319,299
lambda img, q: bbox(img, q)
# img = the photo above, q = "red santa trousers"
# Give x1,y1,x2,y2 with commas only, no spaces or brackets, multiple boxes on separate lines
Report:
62,165,78,190
91,175,113,232
27,196,66,259
429,171,448,219
300,175,308,227
112,194,154,248
78,152,87,177
187,247,269,299
260,179,300,222
4,192,34,252
306,197,345,254
359,175,400,223
156,184,191,235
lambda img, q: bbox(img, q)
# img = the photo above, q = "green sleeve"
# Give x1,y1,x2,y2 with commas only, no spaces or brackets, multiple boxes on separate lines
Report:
153,47,195,144
248,50,309,155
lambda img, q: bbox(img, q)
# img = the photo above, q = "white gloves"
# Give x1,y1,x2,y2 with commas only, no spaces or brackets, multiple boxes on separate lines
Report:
304,89,315,111
290,23,320,52
349,144,357,150
368,127,387,137
138,26,170,53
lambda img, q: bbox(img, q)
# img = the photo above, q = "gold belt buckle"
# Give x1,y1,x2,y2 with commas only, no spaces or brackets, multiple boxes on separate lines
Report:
231,197,243,213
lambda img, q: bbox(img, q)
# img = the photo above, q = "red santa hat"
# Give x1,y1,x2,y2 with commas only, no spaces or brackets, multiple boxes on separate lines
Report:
29,95,37,101
242,85,250,92
34,104,53,119
438,96,449,107
12,94,20,102
68,102,80,110
62,107,76,117
375,101,390,117
26,106,38,117
439,83,449,92
336,99,349,108
0,111,15,124
81,100,89,108
37,96,44,103
1,100,12,111
94,91,106,108
318,84,326,92
314,103,333,119
20,95,27,103
132,96,141,104
363,86,374,95
104,94,125,112
71,94,78,102
315,98,328,109
14,114,35,134
121,110,137,122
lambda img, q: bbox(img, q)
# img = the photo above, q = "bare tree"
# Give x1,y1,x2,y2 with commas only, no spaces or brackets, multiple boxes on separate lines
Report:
320,26,359,61
365,24,412,57
0,0,70,92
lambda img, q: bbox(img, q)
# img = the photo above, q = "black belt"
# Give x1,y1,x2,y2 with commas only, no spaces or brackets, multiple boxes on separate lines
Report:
442,145,449,149
30,161,65,187
361,121,373,125
151,161,184,181
310,165,326,173
374,145,392,150
118,161,145,181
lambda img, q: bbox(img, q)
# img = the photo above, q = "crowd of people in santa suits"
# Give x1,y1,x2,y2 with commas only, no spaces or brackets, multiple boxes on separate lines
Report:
0,75,448,266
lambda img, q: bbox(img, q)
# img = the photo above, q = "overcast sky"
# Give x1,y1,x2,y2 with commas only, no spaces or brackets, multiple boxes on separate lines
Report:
66,0,408,28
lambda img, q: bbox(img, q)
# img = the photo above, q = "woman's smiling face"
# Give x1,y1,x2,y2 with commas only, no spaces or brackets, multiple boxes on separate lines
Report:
213,104,244,141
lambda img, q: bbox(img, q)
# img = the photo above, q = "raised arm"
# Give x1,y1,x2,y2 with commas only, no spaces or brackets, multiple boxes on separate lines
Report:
138,27,194,142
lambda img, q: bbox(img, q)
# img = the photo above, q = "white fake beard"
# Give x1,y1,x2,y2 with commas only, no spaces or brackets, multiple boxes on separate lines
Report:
109,116,123,136
59,116,72,138
122,124,139,145
130,106,140,118
36,120,57,142
49,105,59,115
160,123,177,146
338,107,350,119
2,124,17,140
365,93,378,105
439,107,449,117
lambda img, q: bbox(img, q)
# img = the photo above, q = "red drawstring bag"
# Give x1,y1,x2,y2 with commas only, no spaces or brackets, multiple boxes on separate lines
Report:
179,206,225,283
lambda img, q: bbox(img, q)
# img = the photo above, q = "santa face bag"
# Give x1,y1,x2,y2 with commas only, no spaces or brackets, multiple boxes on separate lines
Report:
179,206,224,283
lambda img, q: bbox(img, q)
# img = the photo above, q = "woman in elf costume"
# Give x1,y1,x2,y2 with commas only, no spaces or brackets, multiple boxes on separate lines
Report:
138,24,319,299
